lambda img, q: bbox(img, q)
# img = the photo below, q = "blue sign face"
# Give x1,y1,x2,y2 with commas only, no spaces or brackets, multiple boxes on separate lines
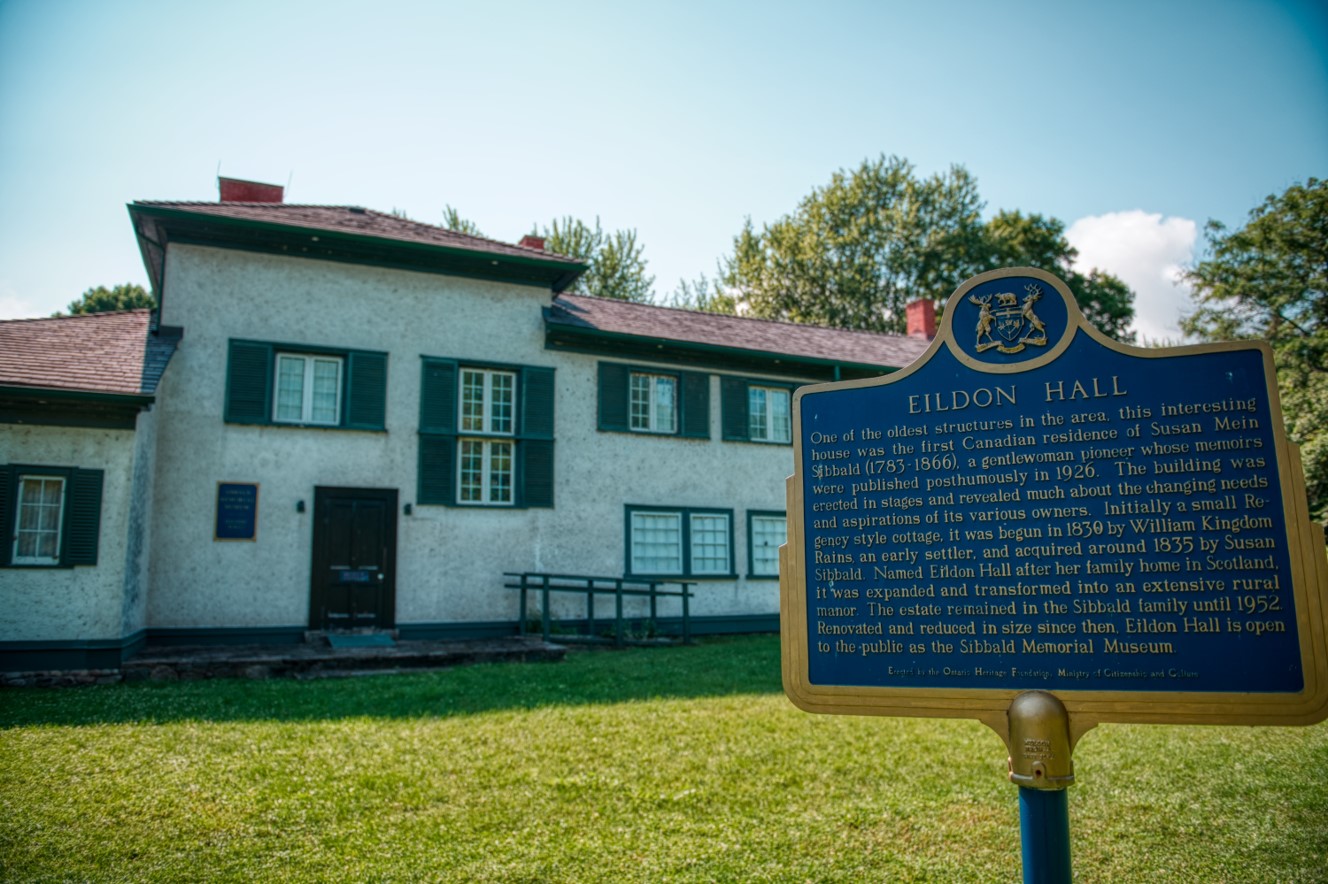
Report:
215,482,259,541
797,274,1303,696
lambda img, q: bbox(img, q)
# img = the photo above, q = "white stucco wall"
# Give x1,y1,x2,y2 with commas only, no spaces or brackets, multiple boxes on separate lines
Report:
149,245,800,632
0,423,138,641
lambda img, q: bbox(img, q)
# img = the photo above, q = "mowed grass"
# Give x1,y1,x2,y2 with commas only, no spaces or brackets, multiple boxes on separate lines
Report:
2,636,1326,883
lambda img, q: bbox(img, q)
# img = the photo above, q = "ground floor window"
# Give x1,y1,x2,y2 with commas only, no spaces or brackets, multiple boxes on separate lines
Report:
748,511,786,577
13,475,65,564
1,464,103,568
626,506,734,578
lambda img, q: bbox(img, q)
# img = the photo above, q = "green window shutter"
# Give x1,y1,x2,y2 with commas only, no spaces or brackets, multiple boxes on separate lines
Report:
679,371,711,439
721,376,750,441
521,367,556,439
420,360,458,434
0,465,12,566
345,351,388,430
597,362,630,432
225,340,273,424
519,439,555,508
63,469,103,566
417,435,456,505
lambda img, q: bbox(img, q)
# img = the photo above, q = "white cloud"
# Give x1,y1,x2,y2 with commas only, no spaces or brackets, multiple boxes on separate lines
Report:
1066,211,1198,343
0,280,52,321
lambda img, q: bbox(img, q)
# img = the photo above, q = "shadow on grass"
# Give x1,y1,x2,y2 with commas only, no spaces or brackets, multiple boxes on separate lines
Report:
0,635,785,728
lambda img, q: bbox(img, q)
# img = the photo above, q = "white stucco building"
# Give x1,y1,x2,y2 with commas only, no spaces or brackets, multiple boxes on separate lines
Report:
0,178,933,670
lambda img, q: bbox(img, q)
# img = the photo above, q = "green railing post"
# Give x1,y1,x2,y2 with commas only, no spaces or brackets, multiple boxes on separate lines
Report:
682,582,692,644
517,574,528,636
614,579,625,647
541,575,551,643
585,577,595,640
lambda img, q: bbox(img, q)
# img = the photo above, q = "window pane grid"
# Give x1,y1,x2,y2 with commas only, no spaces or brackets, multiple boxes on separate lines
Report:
629,372,677,433
751,515,786,575
631,512,683,574
690,514,730,574
749,386,790,443
274,354,342,425
14,476,65,563
275,356,305,422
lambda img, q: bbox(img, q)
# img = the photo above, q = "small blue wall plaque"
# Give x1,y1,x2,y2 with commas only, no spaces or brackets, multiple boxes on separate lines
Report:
215,482,259,542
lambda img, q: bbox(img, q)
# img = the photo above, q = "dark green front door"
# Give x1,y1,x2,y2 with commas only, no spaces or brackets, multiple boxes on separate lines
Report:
310,487,397,631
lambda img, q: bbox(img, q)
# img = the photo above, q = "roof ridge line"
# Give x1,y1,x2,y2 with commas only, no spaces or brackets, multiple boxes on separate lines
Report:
556,292,911,340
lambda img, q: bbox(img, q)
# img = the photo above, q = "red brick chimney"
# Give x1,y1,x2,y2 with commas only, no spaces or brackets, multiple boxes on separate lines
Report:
518,235,546,251
906,299,937,339
219,177,284,203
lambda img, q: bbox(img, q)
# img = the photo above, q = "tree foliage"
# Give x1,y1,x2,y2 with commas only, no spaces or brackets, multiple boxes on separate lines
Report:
59,283,154,316
716,154,1135,339
533,216,655,303
1182,178,1328,520
441,207,656,303
442,205,484,237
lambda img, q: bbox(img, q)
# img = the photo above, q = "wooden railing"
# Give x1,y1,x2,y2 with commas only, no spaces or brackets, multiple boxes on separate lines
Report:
503,572,695,647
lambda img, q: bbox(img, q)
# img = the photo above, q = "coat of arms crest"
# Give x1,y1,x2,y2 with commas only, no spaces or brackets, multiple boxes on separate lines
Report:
969,284,1048,354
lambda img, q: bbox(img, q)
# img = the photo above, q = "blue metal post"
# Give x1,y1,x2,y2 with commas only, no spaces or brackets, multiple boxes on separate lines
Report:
1018,786,1071,884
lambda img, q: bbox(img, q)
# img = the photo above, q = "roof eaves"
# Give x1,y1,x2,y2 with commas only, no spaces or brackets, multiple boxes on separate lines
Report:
129,203,589,276
542,307,899,375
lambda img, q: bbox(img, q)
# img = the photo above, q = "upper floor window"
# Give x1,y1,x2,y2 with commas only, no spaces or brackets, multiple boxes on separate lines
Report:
275,354,343,425
226,339,387,431
722,376,796,445
630,372,677,434
748,385,792,443
461,368,515,434
597,362,710,439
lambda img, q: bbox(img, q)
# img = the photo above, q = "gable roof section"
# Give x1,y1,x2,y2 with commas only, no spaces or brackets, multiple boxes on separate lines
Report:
128,202,587,301
0,310,174,399
544,294,930,381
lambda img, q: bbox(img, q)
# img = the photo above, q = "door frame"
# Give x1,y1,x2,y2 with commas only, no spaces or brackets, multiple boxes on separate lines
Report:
309,486,399,631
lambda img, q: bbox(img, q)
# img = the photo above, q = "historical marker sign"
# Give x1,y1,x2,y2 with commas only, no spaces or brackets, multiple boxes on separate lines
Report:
782,268,1328,734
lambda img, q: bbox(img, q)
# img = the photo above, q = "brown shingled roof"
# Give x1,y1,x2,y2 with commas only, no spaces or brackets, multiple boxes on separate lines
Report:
0,310,175,397
546,293,931,370
132,202,582,265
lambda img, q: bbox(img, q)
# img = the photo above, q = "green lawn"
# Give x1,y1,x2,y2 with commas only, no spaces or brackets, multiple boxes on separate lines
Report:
2,636,1325,882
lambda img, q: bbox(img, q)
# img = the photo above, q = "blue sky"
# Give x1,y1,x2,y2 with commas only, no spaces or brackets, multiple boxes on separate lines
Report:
1,0,1324,340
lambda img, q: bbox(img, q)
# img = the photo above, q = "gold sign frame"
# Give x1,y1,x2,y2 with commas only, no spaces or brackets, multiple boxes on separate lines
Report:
781,268,1328,747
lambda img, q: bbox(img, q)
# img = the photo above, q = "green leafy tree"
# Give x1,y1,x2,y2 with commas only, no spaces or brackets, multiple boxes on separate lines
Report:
718,155,1134,337
533,216,655,303
442,205,484,237
668,273,740,314
59,283,154,316
976,210,1136,341
720,155,985,333
1182,178,1328,520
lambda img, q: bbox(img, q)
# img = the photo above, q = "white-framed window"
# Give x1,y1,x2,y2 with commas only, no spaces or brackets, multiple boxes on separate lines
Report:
627,506,733,577
629,372,677,434
458,368,516,505
629,510,684,575
689,513,731,575
749,512,786,577
13,475,65,565
274,353,343,425
748,386,792,443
